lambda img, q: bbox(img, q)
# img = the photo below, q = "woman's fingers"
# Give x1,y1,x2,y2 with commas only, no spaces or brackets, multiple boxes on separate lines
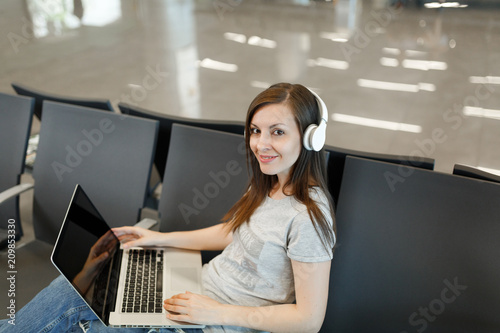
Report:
112,226,165,249
112,226,142,238
111,227,148,248
163,293,189,313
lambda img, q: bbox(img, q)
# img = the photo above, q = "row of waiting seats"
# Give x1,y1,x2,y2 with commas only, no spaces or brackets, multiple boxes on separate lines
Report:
8,82,500,209
1,83,500,331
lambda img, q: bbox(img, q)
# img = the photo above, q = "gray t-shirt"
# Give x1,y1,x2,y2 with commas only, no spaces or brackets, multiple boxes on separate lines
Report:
201,188,335,332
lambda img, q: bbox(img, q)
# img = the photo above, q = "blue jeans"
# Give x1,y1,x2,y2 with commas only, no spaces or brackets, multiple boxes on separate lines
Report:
0,276,202,333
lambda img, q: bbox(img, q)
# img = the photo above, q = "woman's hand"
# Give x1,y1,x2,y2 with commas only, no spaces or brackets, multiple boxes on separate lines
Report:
163,292,226,325
112,226,168,249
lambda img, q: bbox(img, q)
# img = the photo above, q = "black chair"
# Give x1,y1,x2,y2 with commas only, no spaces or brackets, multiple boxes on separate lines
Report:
118,103,245,185
31,101,158,243
0,101,159,311
324,144,435,209
321,156,500,332
0,93,34,248
157,124,249,263
11,82,114,119
452,163,500,183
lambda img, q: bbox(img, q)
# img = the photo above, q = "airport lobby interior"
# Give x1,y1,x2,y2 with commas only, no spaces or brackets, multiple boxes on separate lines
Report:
1,0,500,331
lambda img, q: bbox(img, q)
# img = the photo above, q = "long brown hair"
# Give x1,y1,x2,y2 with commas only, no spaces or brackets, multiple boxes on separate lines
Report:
223,83,336,250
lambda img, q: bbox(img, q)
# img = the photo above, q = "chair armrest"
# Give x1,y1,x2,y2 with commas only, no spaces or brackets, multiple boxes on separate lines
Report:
133,217,159,230
0,183,34,205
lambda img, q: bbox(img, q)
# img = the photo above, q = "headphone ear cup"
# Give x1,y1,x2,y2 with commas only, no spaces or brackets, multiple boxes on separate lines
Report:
310,119,327,151
303,124,317,151
304,88,328,152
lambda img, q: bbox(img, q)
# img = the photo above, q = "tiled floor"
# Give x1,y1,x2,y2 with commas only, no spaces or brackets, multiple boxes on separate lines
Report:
2,0,499,173
1,0,499,313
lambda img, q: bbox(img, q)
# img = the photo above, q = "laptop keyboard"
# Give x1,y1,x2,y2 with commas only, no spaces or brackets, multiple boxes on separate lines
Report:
122,249,164,313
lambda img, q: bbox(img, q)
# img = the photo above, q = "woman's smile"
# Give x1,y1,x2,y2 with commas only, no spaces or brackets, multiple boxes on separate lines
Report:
258,154,279,163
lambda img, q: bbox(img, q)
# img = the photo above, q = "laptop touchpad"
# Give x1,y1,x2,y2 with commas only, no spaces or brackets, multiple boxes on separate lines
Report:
170,267,200,292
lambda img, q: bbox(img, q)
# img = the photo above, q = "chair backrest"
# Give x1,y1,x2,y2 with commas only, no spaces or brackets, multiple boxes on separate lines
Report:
452,163,500,183
118,103,245,183
158,124,248,233
321,156,500,332
31,101,159,244
0,93,34,242
324,144,435,209
11,82,114,119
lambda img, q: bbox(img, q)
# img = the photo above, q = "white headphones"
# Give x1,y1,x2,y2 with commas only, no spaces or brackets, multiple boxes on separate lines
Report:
303,88,328,152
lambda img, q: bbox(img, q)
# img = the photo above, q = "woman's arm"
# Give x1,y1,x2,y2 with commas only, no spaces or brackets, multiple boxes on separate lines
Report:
163,223,233,251
112,223,233,251
164,259,331,333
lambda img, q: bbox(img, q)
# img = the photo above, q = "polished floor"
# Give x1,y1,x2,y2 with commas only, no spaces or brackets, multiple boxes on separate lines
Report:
1,0,499,174
1,0,500,316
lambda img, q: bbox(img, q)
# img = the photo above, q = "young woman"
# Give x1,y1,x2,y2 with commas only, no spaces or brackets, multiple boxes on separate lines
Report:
0,83,336,333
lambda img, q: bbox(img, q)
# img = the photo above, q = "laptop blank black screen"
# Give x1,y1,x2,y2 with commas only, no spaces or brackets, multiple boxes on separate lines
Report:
52,185,121,324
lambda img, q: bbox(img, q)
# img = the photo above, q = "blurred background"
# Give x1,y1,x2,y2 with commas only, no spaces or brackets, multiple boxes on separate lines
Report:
1,0,499,173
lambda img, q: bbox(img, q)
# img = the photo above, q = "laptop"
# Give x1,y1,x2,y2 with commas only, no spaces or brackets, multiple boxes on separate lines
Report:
51,184,205,329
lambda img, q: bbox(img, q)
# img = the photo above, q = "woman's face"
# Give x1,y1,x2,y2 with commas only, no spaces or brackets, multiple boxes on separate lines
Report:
249,103,302,184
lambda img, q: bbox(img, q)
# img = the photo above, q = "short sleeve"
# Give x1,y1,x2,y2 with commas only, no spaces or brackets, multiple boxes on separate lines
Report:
286,209,334,262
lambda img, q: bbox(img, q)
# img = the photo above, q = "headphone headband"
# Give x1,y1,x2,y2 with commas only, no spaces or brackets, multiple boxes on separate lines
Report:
306,88,329,124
